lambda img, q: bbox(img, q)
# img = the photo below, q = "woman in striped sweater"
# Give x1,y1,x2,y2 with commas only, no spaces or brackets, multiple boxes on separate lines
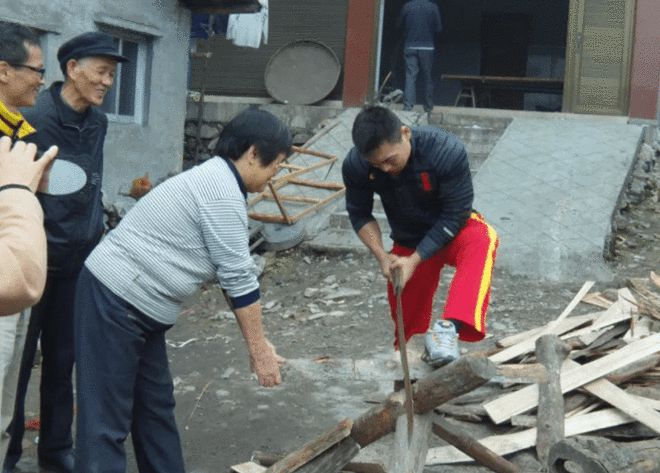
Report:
73,109,291,473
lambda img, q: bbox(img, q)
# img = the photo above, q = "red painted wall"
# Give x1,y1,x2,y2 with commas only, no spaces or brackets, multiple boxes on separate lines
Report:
629,0,660,120
342,0,378,107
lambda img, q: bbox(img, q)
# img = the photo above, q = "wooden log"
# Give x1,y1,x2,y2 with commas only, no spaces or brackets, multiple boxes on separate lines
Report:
252,452,385,473
264,419,352,473
535,335,570,465
431,418,519,473
548,436,660,473
350,354,496,447
295,438,361,473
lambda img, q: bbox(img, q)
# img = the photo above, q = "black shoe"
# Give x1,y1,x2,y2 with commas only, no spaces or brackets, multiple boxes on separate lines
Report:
38,453,74,473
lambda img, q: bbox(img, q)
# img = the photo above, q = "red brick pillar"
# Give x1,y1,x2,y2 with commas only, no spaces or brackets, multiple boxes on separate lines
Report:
342,0,380,107
628,0,660,120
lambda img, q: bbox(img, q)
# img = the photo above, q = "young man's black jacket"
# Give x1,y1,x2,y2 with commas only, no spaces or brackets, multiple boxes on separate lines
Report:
342,126,473,260
23,82,107,277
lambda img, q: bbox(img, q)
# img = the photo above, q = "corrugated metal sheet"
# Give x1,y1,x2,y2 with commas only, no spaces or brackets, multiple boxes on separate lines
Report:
190,0,348,99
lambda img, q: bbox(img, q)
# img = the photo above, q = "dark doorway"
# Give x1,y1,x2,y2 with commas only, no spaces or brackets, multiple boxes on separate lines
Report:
377,0,569,112
480,13,531,109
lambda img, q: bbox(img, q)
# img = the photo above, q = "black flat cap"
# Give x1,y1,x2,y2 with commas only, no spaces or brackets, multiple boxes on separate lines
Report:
57,32,128,74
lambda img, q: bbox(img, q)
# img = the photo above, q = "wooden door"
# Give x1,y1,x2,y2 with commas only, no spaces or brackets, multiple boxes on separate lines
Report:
563,0,636,115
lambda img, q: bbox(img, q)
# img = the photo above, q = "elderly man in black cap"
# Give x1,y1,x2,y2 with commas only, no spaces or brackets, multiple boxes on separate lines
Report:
3,32,126,473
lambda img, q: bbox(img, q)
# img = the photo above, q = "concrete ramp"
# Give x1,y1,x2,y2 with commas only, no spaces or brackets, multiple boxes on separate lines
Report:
474,117,643,281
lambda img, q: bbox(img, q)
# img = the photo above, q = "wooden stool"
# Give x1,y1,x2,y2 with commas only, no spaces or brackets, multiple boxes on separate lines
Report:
454,85,477,107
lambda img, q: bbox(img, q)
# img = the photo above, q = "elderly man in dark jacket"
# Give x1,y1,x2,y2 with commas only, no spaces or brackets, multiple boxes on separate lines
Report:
397,0,442,113
4,32,126,473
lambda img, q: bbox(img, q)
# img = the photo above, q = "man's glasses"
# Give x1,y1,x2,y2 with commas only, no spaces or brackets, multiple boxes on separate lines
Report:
9,63,46,78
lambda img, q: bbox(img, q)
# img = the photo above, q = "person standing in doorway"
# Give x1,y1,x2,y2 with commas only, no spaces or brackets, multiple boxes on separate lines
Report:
397,0,442,113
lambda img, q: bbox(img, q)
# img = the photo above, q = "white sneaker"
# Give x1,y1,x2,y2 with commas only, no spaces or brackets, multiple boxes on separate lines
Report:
423,320,459,367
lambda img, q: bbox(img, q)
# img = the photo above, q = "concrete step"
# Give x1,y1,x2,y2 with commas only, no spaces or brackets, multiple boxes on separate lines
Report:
430,112,512,130
328,210,391,233
441,123,506,146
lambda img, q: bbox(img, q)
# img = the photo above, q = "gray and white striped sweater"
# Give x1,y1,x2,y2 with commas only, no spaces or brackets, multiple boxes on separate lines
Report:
86,157,259,325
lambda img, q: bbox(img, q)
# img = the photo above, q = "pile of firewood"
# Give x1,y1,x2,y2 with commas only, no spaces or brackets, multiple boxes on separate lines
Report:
231,273,660,473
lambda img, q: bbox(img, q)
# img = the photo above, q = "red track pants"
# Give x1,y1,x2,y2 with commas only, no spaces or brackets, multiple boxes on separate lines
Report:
387,213,499,346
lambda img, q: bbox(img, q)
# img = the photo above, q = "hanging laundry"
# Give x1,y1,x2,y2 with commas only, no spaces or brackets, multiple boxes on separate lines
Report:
226,0,268,48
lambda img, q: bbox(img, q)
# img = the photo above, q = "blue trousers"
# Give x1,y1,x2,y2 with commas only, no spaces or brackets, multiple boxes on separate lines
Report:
73,267,185,473
403,48,435,112
4,274,77,468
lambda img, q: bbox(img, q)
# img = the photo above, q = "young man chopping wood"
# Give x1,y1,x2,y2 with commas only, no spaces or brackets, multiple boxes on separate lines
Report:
342,105,499,366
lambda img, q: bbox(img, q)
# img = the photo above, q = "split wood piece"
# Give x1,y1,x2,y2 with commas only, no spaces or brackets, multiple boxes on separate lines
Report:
264,419,353,473
626,278,660,321
495,313,599,349
425,408,633,465
569,323,629,359
495,363,548,384
490,312,602,364
605,353,660,384
553,281,595,326
651,271,660,289
535,335,570,465
510,415,537,428
548,436,660,473
350,354,497,447
564,359,660,435
484,333,660,424
392,413,432,473
581,292,615,309
570,300,628,346
290,145,336,161
431,418,519,473
434,404,486,423
295,437,360,473
252,451,385,473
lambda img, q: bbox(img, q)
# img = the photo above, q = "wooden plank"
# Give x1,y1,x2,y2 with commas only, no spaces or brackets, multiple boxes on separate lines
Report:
581,292,614,309
553,281,596,325
431,419,519,472
490,283,595,363
495,363,548,384
484,333,660,424
566,359,660,435
426,408,632,465
286,179,344,190
495,313,599,348
572,300,627,345
264,419,353,473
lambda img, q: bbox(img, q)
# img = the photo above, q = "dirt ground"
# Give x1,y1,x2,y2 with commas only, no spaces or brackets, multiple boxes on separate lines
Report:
14,150,659,472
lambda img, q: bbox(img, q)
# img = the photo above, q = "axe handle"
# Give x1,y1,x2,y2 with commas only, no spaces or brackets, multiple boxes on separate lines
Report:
393,268,414,443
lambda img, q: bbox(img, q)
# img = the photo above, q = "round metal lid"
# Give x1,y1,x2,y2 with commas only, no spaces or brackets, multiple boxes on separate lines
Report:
265,40,341,105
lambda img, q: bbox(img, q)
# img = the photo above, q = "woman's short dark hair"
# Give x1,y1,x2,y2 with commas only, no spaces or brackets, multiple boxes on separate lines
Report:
0,22,41,65
214,108,292,166
352,105,402,157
